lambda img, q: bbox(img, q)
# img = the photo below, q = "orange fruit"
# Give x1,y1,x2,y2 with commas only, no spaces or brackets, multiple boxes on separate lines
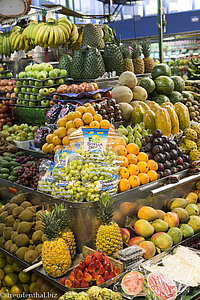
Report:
74,111,82,119
76,106,86,115
112,137,126,148
137,161,149,173
138,173,150,185
46,133,55,144
147,170,158,182
66,120,75,130
47,143,55,154
137,152,149,162
57,118,66,127
84,103,92,107
56,127,67,139
42,143,49,153
94,114,103,123
82,112,93,124
89,121,100,128
147,160,158,171
128,164,139,176
119,167,129,179
126,143,139,155
117,156,129,168
66,111,76,121
127,153,138,165
52,136,62,146
67,128,77,136
85,105,96,116
73,118,84,128
62,136,70,145
114,145,127,156
100,120,110,129
54,145,63,152
119,178,131,192
128,175,140,188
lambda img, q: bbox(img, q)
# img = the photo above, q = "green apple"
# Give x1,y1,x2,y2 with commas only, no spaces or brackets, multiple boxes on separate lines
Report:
32,64,39,71
18,93,23,99
38,64,45,71
56,78,65,85
54,68,61,76
22,100,29,106
37,95,42,100
41,99,50,107
22,80,28,86
45,64,53,72
6,72,12,77
25,65,32,72
27,87,32,93
16,99,22,105
29,80,34,86
26,71,32,78
24,94,30,100
16,81,22,87
30,71,37,79
60,69,68,77
29,101,37,107
45,79,54,86
32,87,38,94
14,87,20,93
30,94,36,100
39,88,49,96
49,70,58,79
21,87,26,93
37,72,46,81
35,81,43,87
18,72,26,79
42,70,48,76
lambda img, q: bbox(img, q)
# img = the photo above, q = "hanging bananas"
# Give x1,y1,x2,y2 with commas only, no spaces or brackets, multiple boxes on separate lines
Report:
71,26,83,50
10,25,34,52
0,32,13,58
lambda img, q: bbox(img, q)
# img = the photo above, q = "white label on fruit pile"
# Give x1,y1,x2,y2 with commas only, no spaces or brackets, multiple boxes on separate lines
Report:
82,128,109,152
96,179,118,191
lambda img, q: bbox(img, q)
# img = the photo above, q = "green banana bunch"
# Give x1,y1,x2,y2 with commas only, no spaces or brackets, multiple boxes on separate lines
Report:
0,32,13,58
188,58,200,80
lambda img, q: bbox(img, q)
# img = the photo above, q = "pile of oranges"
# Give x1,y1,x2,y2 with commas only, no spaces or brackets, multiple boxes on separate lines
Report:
115,141,159,192
42,103,112,154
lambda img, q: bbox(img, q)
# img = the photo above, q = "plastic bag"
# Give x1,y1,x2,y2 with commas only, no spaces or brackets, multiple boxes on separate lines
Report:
45,104,62,124
37,160,56,195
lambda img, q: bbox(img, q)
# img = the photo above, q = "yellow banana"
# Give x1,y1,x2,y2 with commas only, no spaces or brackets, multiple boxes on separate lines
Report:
57,21,71,34
57,25,66,45
21,26,29,39
57,23,70,41
48,26,54,48
12,32,21,49
33,23,44,41
18,37,24,50
53,25,60,47
10,31,19,45
57,17,72,30
70,24,79,43
35,25,46,46
42,25,51,45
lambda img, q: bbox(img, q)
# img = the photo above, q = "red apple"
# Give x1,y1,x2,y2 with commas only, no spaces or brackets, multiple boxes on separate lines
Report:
50,100,54,106
79,82,87,90
57,86,64,94
120,228,130,243
10,93,16,99
12,79,16,85
0,86,5,92
75,86,85,94
85,84,95,92
9,100,14,105
67,84,77,93
53,95,62,100
104,90,113,99
7,86,13,92
91,82,98,91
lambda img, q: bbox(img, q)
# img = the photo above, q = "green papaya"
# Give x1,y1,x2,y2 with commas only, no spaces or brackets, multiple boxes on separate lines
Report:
132,104,144,125
155,108,171,137
143,110,156,131
174,102,190,130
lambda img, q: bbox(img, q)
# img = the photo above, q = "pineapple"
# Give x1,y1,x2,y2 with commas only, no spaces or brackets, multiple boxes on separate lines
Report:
189,149,200,161
184,128,197,141
96,195,123,257
184,138,197,150
131,41,144,74
120,44,134,72
179,143,188,154
40,211,71,277
54,204,76,259
140,39,155,73
191,122,200,137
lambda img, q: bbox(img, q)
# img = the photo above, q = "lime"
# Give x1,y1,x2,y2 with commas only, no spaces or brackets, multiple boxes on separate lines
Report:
10,284,23,295
18,271,30,284
12,262,23,273
0,269,5,281
4,273,18,287
3,265,14,274
5,257,13,265
0,257,6,268
29,281,36,293
22,283,29,293
31,273,37,282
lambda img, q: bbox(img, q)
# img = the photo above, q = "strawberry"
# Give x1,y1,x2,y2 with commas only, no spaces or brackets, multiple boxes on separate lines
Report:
95,260,102,269
97,265,105,275
72,279,80,288
79,260,86,271
74,266,82,275
85,254,93,266
88,262,96,272
114,266,121,276
69,271,75,282
104,264,111,274
96,275,105,285
60,278,65,285
103,256,110,266
92,270,98,280
80,279,89,288
84,272,93,282
110,270,116,279
76,270,83,281
65,280,72,287
104,271,110,281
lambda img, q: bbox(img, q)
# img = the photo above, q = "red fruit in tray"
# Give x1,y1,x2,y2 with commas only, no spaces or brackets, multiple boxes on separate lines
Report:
96,275,105,285
2,105,8,113
97,265,105,275
84,272,93,282
110,270,116,279
80,279,89,288
90,82,98,91
85,254,93,266
65,279,72,287
97,251,105,262
79,82,87,89
103,256,110,266
88,262,96,272
60,278,65,285
74,266,82,275
85,84,95,92
104,271,110,281
84,268,88,275
69,271,75,282
67,84,77,93
95,260,102,269
53,94,62,100
7,86,13,92
92,93,101,100
75,86,85,94
72,279,80,288
92,270,98,280
104,90,113,99
110,262,114,271
92,252,99,259
10,92,16,99
114,266,121,276
79,260,86,271
76,270,83,281
104,264,111,274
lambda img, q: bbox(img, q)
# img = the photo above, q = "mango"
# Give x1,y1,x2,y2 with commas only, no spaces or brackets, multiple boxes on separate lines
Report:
134,219,154,238
167,227,183,244
139,241,156,259
197,203,200,211
151,232,173,251
155,209,165,220
188,215,200,233
170,198,187,210
185,204,199,216
137,206,158,221
128,236,145,246
172,208,189,223
180,224,194,238
184,192,198,204
165,198,175,211
164,212,179,228
151,219,169,233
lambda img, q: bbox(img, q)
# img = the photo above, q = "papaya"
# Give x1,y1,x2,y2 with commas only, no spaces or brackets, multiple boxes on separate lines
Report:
155,108,171,137
148,101,161,113
174,102,190,130
162,105,179,135
139,101,150,112
161,102,174,108
132,104,144,125
143,110,156,131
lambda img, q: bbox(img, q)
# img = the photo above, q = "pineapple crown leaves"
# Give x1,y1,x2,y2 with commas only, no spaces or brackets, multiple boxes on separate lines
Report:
52,203,70,230
131,41,142,59
140,39,151,58
97,194,114,225
40,210,60,239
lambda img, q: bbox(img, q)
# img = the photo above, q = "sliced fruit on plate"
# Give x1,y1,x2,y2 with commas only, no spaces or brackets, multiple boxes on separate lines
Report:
121,271,144,296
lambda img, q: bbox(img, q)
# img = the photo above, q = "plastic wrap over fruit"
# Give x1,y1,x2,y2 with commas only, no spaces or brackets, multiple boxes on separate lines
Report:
37,160,56,195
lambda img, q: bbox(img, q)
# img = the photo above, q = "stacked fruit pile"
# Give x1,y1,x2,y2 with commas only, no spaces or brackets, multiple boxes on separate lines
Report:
184,80,200,101
15,63,67,107
182,90,200,122
0,103,13,130
93,98,123,123
187,58,200,80
142,129,189,178
0,32,14,58
0,65,16,105
0,254,37,297
59,287,122,299
117,123,150,146
1,123,38,142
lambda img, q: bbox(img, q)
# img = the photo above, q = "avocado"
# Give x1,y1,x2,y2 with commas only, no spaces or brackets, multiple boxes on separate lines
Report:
10,161,21,167
8,175,17,182
1,168,10,174
1,160,11,168
4,157,13,162
1,174,9,180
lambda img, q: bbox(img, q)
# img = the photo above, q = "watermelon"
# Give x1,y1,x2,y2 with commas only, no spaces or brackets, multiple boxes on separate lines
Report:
152,63,171,79
147,273,177,300
168,91,183,104
155,76,174,95
152,94,170,104
182,91,194,100
121,271,144,296
138,77,155,94
171,76,185,92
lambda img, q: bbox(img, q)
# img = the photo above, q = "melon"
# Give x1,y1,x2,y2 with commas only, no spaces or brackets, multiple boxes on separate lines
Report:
152,63,171,79
138,77,155,94
182,91,194,100
132,86,148,101
118,71,137,89
121,271,144,296
112,86,133,103
168,91,183,104
171,76,185,93
118,103,133,120
147,273,177,300
155,76,174,95
152,94,170,104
